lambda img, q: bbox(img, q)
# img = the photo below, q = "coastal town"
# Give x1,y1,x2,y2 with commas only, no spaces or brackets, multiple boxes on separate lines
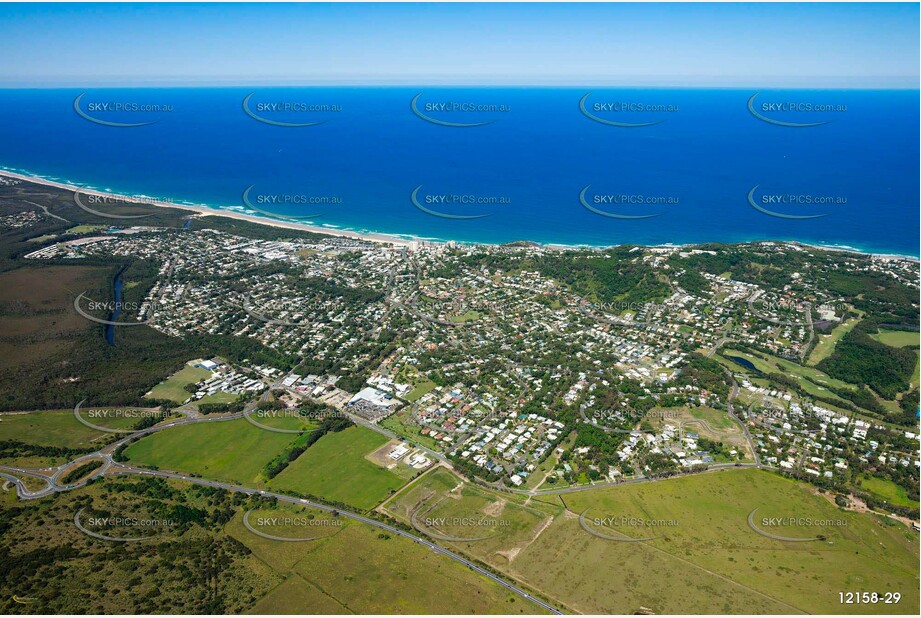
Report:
17,215,919,499
1,2,919,615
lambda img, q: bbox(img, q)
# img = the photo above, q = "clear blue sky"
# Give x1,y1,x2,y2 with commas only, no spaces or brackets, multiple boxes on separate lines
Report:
0,2,917,86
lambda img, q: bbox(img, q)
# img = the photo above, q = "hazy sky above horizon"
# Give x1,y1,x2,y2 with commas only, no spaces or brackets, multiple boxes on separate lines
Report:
0,2,917,87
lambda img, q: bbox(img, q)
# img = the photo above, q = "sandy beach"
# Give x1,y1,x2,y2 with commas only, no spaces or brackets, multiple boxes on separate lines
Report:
1,169,917,262
0,169,418,247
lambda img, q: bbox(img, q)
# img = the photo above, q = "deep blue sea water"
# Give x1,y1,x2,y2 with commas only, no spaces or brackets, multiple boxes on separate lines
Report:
0,87,917,256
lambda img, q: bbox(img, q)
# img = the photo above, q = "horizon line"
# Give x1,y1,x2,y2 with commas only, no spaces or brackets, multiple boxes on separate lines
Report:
0,78,918,90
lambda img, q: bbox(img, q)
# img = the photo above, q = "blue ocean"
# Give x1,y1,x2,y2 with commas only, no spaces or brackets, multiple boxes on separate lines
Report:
0,87,917,256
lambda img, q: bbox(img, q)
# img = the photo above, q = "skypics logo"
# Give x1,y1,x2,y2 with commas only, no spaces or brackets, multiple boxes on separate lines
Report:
73,190,167,219
243,508,341,542
410,92,510,127
746,508,842,542
578,509,677,542
242,295,307,327
579,93,677,127
586,408,678,434
410,505,508,543
73,92,172,127
74,508,173,542
243,407,323,434
752,404,853,436
410,185,508,219
73,293,154,327
748,295,813,327
242,93,342,127
579,185,677,219
73,400,164,434
747,92,845,128
241,185,338,221
747,185,845,219
416,298,501,315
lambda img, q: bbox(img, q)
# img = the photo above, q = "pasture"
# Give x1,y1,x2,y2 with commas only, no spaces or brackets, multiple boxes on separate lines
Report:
269,426,407,510
123,418,296,484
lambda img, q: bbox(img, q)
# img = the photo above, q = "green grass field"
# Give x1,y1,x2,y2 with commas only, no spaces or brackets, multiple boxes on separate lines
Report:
808,317,860,366
404,379,437,402
719,350,860,408
685,405,737,430
870,329,920,349
858,476,920,509
65,224,107,234
269,425,407,510
449,310,481,323
379,406,444,450
508,469,919,615
0,409,133,450
123,418,296,484
145,363,212,403
26,234,57,243
227,505,544,614
245,409,318,432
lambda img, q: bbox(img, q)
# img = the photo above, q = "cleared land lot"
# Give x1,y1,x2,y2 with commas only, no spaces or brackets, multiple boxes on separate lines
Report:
0,409,127,449
124,418,296,485
269,425,406,510
857,476,920,509
648,406,753,461
0,408,143,467
512,469,919,615
380,406,444,450
227,504,543,614
404,379,437,402
144,363,212,403
383,467,560,571
388,467,918,615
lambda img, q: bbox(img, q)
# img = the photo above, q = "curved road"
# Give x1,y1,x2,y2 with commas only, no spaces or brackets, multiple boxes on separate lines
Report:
105,463,562,614
0,407,563,615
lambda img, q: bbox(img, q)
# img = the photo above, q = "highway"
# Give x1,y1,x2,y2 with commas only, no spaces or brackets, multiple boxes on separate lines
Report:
105,464,563,614
0,404,563,615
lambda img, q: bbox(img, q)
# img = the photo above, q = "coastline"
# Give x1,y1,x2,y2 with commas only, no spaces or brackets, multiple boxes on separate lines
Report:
0,169,418,248
1,168,917,262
